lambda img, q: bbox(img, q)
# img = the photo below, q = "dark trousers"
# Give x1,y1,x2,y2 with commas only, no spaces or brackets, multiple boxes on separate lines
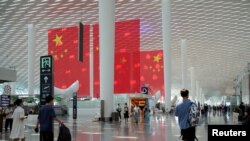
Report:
41,131,54,141
181,126,196,141
5,118,13,131
118,112,121,120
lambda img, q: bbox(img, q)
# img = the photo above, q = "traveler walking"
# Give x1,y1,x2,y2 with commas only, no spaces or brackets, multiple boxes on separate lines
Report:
175,89,198,141
239,102,245,117
9,99,27,141
242,106,250,127
116,104,122,122
124,103,129,123
144,106,150,123
35,95,63,141
134,104,139,124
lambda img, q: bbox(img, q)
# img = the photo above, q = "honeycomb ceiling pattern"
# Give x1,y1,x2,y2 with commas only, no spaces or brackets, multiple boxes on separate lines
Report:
0,0,250,96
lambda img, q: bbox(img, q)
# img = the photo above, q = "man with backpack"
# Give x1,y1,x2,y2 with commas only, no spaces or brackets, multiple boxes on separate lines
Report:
35,96,64,141
175,89,198,141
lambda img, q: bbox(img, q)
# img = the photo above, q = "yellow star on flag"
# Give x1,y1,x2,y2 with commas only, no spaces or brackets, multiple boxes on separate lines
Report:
121,57,127,63
53,34,62,46
95,46,99,51
153,54,161,63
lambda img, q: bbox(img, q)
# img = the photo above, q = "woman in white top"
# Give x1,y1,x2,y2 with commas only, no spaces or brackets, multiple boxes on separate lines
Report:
10,99,27,141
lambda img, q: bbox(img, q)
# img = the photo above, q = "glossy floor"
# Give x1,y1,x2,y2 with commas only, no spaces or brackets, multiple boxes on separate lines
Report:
0,111,238,141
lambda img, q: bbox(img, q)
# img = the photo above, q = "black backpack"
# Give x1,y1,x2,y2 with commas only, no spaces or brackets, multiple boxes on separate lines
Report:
58,124,71,141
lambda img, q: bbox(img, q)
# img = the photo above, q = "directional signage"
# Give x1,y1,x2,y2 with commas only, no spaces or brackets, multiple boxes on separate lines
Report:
40,55,54,106
141,86,149,94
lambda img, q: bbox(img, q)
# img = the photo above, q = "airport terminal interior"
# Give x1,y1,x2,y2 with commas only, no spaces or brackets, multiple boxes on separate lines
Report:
0,0,250,141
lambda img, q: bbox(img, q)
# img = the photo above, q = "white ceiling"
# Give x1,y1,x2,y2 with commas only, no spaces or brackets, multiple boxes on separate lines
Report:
0,0,250,96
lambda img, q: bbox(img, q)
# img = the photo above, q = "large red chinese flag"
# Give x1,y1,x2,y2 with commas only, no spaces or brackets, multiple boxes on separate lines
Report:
140,50,164,95
48,25,90,96
93,19,140,97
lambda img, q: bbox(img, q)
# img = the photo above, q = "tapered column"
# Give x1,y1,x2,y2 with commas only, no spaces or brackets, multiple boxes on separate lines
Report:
196,81,199,102
28,24,35,95
99,0,115,120
162,0,171,109
181,39,187,88
190,67,195,100
199,88,202,104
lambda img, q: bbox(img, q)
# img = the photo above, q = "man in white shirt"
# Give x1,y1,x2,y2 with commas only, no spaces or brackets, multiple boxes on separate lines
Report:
10,99,27,141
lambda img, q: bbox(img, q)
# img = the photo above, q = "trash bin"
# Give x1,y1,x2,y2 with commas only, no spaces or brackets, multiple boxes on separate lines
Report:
112,112,119,122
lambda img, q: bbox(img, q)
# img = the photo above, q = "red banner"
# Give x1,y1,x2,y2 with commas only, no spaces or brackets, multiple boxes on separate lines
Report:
93,20,141,97
48,25,90,96
140,50,164,96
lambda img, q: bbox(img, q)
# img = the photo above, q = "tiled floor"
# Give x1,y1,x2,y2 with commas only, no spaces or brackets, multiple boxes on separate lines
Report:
0,110,239,141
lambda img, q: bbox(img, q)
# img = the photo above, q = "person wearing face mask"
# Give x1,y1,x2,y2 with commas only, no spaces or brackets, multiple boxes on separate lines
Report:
9,99,27,141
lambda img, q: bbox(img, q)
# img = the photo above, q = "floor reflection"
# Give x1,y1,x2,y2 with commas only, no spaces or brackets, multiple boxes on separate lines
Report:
0,110,240,141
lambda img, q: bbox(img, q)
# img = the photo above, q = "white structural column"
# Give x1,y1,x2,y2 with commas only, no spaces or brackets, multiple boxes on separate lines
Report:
10,82,16,95
246,73,250,104
196,81,199,102
161,0,171,109
28,24,35,95
99,0,115,119
190,67,195,100
89,25,94,99
181,39,187,88
199,88,202,104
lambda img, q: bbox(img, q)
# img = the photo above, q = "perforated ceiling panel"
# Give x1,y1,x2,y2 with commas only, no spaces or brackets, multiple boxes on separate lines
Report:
0,0,249,96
